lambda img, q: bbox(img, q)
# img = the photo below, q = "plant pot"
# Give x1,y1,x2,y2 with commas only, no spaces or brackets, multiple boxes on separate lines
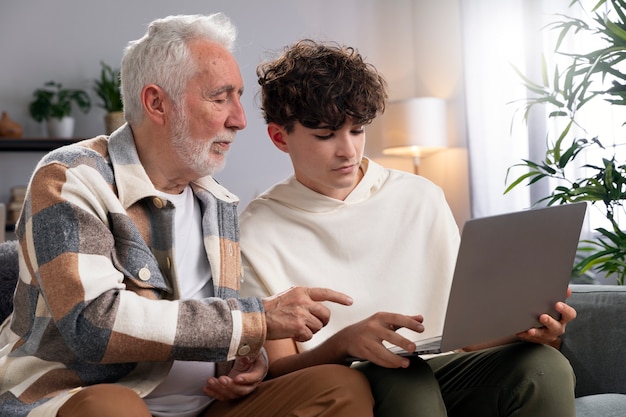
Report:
105,111,125,134
47,117,74,138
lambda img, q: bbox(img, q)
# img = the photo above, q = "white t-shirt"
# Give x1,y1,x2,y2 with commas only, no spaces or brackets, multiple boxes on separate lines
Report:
145,185,216,417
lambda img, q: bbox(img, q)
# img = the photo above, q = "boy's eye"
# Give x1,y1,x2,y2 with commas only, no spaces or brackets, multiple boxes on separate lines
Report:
315,133,333,140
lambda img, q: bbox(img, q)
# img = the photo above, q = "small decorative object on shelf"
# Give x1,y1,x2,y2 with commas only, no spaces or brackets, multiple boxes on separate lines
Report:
7,185,27,227
0,112,23,138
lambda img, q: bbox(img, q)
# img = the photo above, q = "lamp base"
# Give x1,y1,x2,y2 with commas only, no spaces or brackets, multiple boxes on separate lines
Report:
413,156,421,175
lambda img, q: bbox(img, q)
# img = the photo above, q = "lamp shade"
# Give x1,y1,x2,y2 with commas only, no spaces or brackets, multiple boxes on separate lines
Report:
382,97,447,157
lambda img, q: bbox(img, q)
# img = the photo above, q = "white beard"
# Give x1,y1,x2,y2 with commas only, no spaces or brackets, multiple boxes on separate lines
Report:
170,109,233,177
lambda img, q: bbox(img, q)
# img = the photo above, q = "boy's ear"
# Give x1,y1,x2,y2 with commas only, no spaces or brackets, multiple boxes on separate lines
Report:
268,123,289,153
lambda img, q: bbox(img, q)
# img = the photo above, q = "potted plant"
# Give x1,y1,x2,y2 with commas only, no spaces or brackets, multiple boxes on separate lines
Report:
29,81,91,138
93,61,124,134
505,0,626,284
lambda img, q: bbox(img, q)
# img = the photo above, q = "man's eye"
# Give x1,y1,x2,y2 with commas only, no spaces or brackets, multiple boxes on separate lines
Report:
210,93,231,105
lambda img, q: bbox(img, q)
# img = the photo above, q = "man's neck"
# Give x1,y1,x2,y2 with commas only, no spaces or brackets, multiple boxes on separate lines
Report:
132,123,191,194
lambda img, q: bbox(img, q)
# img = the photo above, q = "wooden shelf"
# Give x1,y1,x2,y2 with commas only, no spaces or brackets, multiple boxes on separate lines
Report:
0,138,81,152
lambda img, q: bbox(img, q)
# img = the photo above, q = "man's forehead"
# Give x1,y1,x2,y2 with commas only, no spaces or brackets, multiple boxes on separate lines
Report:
190,41,244,94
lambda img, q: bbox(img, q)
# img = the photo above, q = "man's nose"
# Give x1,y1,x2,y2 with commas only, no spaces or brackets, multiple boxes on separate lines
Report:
227,98,247,131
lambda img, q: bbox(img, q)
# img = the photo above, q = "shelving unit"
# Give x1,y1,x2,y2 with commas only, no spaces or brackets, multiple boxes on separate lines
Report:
0,138,80,152
0,138,82,238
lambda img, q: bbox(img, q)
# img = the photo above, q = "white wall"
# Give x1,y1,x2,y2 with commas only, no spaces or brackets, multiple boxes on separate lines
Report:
0,0,470,227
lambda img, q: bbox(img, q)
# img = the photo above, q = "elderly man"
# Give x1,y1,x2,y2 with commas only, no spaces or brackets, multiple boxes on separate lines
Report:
0,15,373,417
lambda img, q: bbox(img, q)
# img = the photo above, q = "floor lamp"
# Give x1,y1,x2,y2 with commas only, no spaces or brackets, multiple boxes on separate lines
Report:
382,97,448,175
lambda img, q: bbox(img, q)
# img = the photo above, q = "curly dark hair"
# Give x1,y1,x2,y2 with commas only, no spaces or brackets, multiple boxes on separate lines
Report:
257,39,388,133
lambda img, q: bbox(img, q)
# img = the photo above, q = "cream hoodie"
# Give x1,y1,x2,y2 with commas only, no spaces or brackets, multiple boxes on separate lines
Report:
240,158,460,352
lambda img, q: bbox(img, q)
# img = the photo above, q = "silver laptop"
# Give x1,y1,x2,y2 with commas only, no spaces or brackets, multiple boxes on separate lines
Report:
385,202,587,357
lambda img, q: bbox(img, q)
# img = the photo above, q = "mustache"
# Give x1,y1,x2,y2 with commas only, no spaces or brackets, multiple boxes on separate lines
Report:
211,131,235,144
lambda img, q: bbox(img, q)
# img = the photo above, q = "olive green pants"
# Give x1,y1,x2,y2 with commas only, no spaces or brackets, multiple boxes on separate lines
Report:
353,343,576,417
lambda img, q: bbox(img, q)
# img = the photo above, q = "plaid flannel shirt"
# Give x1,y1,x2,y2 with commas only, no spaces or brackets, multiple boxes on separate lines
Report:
0,125,266,416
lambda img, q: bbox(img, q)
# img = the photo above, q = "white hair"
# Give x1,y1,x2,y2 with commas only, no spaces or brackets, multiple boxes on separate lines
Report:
120,13,237,125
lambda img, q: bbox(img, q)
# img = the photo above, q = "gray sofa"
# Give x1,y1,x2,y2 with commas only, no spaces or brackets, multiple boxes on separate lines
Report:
0,241,624,415
0,240,17,322
0,203,5,243
563,284,626,416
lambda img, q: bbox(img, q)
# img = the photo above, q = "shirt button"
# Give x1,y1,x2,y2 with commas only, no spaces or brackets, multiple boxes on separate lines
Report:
152,197,164,209
166,257,172,269
238,345,251,356
138,267,151,281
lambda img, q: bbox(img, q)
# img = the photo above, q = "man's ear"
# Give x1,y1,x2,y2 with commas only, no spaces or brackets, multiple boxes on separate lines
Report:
268,123,289,153
142,84,167,125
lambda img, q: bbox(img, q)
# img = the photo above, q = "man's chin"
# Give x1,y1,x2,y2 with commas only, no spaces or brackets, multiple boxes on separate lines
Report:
198,156,226,177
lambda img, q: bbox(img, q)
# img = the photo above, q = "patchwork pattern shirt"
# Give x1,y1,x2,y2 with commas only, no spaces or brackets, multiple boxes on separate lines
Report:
0,125,266,416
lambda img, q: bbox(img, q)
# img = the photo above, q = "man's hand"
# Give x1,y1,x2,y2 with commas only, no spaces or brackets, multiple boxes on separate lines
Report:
203,354,268,401
263,287,353,342
516,287,577,348
329,312,425,368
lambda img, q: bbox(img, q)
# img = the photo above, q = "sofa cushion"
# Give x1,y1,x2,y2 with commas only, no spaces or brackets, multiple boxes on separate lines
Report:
575,393,626,417
561,285,626,397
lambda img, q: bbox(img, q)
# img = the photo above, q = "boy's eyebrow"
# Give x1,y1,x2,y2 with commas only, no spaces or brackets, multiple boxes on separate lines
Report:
312,124,333,130
312,123,365,130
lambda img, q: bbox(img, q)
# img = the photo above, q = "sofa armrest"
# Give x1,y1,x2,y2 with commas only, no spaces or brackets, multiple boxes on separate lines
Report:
561,284,626,397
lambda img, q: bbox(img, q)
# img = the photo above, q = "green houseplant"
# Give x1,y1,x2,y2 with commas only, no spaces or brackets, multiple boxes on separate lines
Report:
505,0,626,284
29,81,91,122
29,81,91,138
93,61,124,134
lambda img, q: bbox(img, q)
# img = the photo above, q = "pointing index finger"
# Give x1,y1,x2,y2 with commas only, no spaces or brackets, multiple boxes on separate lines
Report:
307,287,353,306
